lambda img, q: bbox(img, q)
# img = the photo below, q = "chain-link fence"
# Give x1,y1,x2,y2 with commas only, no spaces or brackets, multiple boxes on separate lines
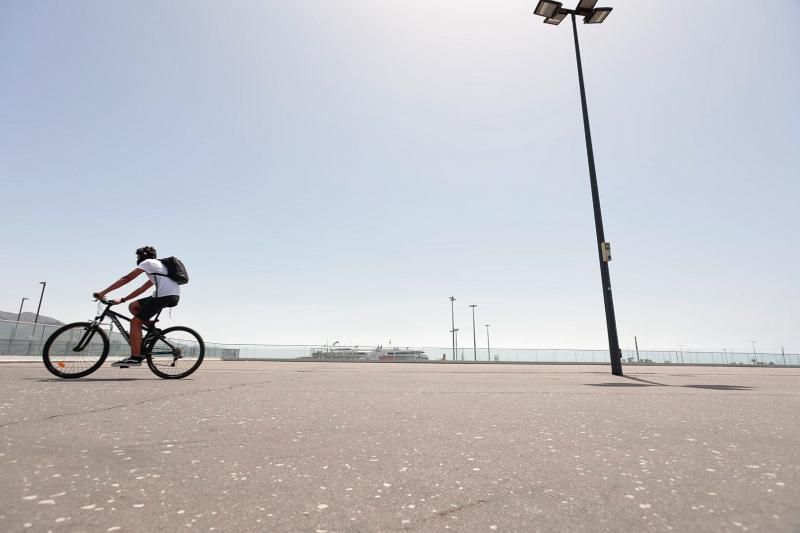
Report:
1,319,138,358
420,347,800,366
2,319,798,366
0,319,61,356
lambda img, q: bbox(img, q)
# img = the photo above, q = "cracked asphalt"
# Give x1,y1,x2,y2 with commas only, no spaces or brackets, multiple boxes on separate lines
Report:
1,360,799,532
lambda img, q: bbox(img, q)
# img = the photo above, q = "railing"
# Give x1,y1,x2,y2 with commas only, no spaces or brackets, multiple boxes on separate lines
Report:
2,319,798,366
0,319,62,357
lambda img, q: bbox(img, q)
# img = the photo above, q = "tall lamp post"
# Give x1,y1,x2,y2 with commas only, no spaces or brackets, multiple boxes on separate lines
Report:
16,297,29,322
34,281,47,324
449,297,456,361
533,0,623,376
485,324,491,362
9,297,29,353
469,305,478,361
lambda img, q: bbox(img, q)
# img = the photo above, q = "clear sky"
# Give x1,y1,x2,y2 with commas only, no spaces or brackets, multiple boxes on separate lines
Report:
2,1,798,353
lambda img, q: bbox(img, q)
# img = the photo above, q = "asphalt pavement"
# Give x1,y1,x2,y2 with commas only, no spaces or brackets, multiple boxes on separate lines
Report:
1,360,798,532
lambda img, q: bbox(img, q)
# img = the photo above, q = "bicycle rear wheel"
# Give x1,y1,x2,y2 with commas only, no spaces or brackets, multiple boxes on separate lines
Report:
144,326,205,379
43,322,109,378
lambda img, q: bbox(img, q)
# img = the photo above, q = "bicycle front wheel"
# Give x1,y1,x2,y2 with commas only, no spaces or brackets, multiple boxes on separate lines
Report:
43,322,109,378
144,326,205,379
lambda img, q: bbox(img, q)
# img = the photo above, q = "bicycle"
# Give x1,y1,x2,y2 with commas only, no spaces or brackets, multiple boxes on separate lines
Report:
42,298,205,379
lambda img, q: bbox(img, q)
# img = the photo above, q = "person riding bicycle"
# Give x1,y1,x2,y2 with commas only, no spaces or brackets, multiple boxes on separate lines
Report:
94,246,180,368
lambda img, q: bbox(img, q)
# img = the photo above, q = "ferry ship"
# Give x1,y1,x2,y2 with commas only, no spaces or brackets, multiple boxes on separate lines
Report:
311,346,369,360
371,346,428,361
310,344,427,361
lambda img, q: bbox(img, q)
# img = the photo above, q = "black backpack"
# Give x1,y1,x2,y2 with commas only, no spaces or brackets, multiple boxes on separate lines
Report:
158,257,189,285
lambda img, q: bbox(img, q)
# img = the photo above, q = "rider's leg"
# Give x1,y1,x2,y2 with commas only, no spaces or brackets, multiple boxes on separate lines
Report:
128,301,143,358
111,299,155,367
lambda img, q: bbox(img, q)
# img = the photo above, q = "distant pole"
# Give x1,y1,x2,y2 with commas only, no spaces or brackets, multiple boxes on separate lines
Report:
634,336,639,363
780,345,786,366
750,340,757,365
454,329,460,360
34,281,47,325
11,297,28,352
469,305,477,361
449,297,456,362
485,324,491,362
16,297,29,322
678,345,685,365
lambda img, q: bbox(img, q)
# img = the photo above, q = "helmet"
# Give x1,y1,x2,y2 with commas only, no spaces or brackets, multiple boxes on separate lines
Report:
135,246,157,264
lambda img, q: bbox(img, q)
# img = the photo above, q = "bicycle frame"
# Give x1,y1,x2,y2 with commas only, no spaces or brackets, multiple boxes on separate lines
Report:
74,303,161,353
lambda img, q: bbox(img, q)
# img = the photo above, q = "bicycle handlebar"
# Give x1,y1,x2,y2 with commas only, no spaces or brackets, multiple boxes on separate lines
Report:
92,294,116,306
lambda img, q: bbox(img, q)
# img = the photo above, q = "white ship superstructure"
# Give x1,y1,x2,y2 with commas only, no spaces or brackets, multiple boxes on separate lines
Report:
310,344,427,361
368,346,428,361
311,346,369,360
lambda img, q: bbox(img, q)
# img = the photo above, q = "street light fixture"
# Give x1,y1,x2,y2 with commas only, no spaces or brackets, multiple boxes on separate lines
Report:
533,1,623,377
585,8,612,24
544,11,568,25
534,0,561,18
534,0,611,25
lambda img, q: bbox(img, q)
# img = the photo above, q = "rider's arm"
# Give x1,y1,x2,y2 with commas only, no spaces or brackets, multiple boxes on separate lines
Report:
95,268,144,299
121,280,153,303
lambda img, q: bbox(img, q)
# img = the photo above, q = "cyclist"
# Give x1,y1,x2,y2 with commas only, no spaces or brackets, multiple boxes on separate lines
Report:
93,246,180,367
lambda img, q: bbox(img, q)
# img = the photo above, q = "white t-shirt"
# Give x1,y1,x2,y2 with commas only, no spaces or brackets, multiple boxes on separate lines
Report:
137,259,180,298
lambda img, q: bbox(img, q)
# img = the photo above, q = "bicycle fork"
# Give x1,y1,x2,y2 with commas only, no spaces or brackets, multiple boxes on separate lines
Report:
73,324,99,353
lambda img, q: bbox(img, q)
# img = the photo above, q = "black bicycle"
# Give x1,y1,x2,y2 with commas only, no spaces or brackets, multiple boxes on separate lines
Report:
42,298,204,379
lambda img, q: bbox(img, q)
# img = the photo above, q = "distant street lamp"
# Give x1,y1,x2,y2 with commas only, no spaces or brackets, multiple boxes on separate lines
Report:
449,297,456,361
485,324,491,362
8,297,29,355
34,281,47,325
750,340,757,365
533,0,622,377
16,297,29,322
469,305,478,361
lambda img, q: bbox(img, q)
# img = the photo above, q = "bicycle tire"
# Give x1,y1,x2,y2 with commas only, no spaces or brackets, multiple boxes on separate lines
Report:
143,326,205,379
43,322,109,379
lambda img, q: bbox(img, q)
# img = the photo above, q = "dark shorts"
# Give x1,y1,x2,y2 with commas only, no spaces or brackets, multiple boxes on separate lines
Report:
135,295,179,321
